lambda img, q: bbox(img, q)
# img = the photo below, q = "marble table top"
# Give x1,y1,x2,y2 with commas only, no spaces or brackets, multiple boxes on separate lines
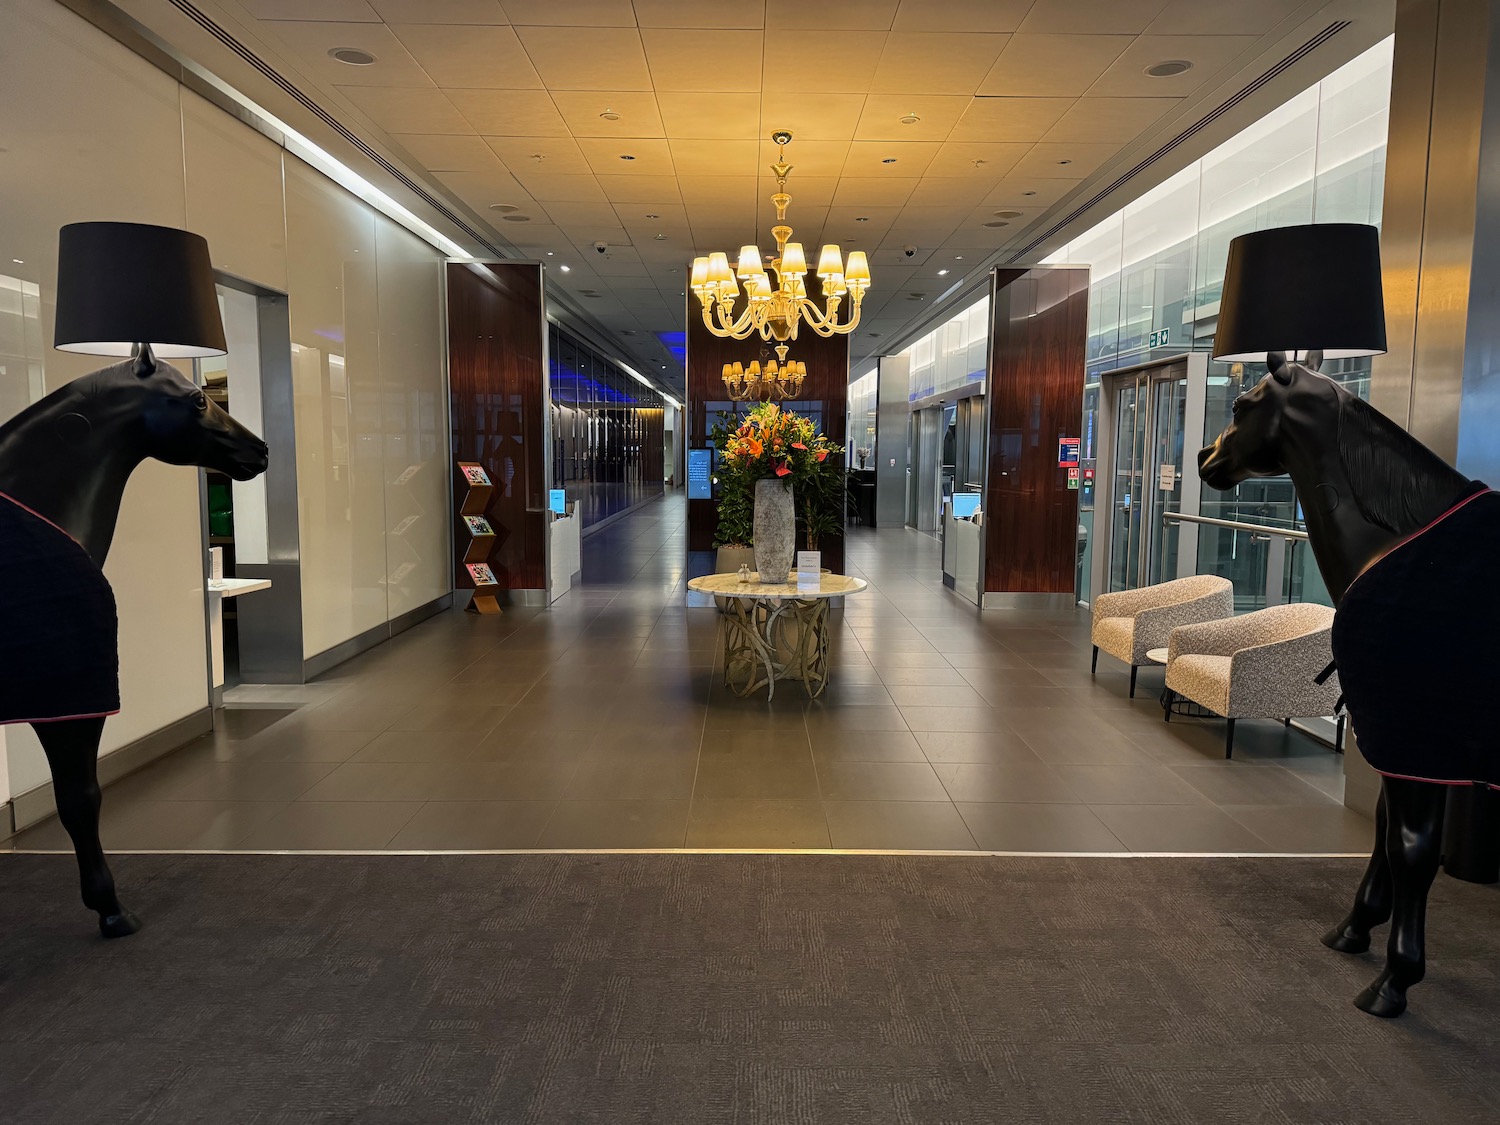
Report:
687,572,869,600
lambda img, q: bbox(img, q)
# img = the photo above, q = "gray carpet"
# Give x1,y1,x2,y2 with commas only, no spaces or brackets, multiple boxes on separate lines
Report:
1,854,1498,1124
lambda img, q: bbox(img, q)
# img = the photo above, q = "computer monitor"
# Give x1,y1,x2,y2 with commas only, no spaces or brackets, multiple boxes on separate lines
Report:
951,492,981,519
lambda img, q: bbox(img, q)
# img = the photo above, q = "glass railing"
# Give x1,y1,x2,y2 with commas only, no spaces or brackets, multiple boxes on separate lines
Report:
1163,513,1326,610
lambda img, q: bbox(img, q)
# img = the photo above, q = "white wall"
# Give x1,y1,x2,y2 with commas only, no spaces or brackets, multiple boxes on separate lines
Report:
0,0,451,803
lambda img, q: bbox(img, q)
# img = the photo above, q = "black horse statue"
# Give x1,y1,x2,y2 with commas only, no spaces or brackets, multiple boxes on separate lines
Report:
1199,350,1498,1018
0,346,267,936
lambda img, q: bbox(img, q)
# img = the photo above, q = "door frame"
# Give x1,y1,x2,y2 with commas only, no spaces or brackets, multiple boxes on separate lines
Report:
1088,351,1207,602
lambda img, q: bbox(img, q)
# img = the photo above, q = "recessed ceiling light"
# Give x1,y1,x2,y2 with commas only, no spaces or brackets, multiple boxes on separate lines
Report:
645,213,659,219
620,154,636,161
501,214,530,222
899,113,921,125
654,233,667,240
599,109,621,121
881,157,898,164
937,269,949,276
993,209,1023,218
1022,190,1038,197
955,256,964,260
855,216,869,222
328,47,377,65
560,264,571,272
1056,159,1072,165
488,203,520,213
10,258,20,264
1145,59,1193,77
984,220,1010,228
546,251,554,256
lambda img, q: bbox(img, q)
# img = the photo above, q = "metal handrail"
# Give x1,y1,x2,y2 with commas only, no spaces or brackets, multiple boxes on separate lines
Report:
1163,512,1309,541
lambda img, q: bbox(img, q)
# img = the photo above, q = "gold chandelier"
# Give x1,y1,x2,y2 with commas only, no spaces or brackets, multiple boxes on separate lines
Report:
691,130,870,343
721,345,807,401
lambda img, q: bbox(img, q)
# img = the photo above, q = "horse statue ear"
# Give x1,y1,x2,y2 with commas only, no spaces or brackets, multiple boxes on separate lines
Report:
131,343,158,378
1303,349,1324,372
1267,351,1293,385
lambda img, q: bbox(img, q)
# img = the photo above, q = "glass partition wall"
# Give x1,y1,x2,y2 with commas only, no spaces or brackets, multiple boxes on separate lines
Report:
548,322,665,528
1049,36,1393,611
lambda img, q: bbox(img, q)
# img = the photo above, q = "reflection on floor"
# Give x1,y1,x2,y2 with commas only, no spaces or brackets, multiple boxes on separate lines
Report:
6,493,1369,854
571,479,663,528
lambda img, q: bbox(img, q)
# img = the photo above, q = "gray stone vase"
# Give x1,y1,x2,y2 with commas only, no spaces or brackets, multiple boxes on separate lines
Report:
753,477,795,583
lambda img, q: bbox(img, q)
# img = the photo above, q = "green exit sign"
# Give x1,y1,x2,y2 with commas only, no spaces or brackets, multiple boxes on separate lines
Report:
1149,328,1171,348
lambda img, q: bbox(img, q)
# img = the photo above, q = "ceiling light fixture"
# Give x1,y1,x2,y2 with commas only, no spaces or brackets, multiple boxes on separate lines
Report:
328,47,377,65
1022,190,1037,196
937,269,949,276
881,158,898,164
501,215,530,222
560,264,571,272
690,129,871,361
620,154,636,161
993,209,1023,218
1056,159,1072,165
721,353,808,401
984,221,1010,228
645,213,660,219
1145,60,1193,77
899,113,921,125
488,203,519,213
599,108,621,121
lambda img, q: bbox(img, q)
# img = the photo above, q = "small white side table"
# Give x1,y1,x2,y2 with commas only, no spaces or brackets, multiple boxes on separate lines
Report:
208,578,272,694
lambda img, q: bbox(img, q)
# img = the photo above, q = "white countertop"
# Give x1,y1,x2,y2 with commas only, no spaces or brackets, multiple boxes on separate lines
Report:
208,578,273,598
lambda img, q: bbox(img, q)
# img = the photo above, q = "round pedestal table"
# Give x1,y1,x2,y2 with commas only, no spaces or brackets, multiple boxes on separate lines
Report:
686,572,868,700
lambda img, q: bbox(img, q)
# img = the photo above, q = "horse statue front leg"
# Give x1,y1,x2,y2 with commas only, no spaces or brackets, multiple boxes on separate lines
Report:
1322,786,1393,953
1354,776,1445,1017
31,716,140,938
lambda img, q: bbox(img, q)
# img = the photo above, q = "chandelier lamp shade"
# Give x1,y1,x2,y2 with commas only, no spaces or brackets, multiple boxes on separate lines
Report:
721,347,807,402
691,131,870,343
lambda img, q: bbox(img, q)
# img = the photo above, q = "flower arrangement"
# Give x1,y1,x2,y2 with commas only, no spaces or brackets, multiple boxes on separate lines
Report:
718,402,839,481
713,402,845,552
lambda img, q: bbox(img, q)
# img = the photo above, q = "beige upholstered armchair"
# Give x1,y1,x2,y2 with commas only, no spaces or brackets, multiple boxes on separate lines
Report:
1164,602,1342,758
1091,575,1234,697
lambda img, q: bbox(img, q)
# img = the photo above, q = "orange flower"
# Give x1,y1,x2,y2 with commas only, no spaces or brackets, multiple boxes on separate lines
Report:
816,450,828,461
746,437,762,456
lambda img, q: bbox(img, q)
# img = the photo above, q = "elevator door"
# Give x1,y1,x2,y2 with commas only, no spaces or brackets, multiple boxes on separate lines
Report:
1106,363,1188,592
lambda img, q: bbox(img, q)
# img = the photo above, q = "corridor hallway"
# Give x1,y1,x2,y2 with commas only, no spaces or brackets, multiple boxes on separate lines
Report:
6,494,1364,854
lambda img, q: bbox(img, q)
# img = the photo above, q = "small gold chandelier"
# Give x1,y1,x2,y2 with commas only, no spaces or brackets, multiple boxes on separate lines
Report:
691,130,870,343
721,343,807,401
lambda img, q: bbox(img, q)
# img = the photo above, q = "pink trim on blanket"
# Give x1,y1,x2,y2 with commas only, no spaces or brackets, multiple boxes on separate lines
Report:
1374,767,1500,791
0,489,86,549
1349,487,1494,591
1,709,120,727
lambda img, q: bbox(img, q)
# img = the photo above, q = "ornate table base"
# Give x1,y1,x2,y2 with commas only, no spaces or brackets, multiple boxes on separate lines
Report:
718,595,831,700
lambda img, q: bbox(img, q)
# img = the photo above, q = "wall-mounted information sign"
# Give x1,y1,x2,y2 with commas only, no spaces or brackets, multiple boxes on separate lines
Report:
1058,437,1081,467
1067,467,1080,490
687,448,713,499
1149,328,1171,348
549,488,567,514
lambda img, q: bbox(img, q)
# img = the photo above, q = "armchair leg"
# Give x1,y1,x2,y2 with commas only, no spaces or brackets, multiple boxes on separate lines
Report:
1091,646,1099,674
1163,689,1173,721
1335,714,1346,753
1225,718,1236,760
1129,665,1138,698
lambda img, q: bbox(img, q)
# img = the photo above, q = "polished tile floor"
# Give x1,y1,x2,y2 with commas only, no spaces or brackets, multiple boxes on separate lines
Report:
7,493,1371,854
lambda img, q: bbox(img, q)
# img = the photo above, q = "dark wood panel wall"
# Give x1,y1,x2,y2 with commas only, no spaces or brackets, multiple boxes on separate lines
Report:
686,299,850,576
447,261,547,593
983,266,1090,595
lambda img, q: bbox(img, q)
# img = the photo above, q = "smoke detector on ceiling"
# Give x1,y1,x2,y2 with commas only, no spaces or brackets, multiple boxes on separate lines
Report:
1145,59,1193,77
328,47,376,65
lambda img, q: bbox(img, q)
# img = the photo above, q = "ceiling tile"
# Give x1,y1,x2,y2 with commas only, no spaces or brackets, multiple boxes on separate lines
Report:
756,138,851,177
514,27,651,90
758,94,866,141
669,139,760,178
854,94,970,141
776,32,887,93
263,21,433,87
831,178,919,208
675,177,759,207
388,24,540,88
891,0,1031,32
870,34,1012,96
536,200,622,227
391,132,504,170
925,141,1030,178
551,91,665,137
370,1,508,22
1007,142,1121,179
595,175,686,202
1041,97,1180,143
241,1,380,18
1018,0,1172,35
842,140,941,177
500,0,635,24
977,35,1133,97
657,93,761,139
949,97,1075,142
447,89,567,134
336,86,472,133
577,137,676,176
1145,0,1307,35
633,0,766,28
431,169,531,210
763,0,899,30
981,177,1080,208
904,178,995,208
486,135,592,174
642,30,765,92
508,173,608,201
1088,35,1261,97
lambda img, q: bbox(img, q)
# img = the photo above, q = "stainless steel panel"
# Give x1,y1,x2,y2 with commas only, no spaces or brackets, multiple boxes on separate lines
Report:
875,354,910,529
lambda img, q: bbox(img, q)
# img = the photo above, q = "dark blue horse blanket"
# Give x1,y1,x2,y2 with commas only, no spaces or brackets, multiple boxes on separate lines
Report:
1331,483,1498,787
0,492,119,724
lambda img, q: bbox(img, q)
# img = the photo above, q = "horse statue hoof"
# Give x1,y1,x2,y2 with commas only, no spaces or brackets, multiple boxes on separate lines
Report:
99,911,142,939
1354,976,1408,1019
1321,924,1371,955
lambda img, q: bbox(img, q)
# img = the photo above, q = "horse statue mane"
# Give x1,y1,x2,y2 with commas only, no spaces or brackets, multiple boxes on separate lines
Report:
1335,390,1471,534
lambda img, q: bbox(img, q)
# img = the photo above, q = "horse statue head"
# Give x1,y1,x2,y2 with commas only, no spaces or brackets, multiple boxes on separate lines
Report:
0,348,268,565
1197,349,1469,605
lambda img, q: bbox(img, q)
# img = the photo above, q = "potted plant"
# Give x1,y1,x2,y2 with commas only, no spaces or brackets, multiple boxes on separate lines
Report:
709,411,756,577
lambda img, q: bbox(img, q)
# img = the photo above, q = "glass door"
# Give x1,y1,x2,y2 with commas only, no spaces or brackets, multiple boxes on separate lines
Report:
1106,362,1188,592
1108,380,1145,591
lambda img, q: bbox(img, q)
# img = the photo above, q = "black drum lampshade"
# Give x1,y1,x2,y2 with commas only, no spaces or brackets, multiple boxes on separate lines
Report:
53,222,226,358
1212,223,1386,362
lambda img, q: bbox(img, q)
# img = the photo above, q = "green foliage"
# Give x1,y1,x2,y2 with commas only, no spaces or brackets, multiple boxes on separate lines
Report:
796,450,846,551
709,410,754,548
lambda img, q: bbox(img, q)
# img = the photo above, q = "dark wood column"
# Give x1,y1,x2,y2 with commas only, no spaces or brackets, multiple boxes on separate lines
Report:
447,261,547,595
983,265,1090,596
685,299,849,579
